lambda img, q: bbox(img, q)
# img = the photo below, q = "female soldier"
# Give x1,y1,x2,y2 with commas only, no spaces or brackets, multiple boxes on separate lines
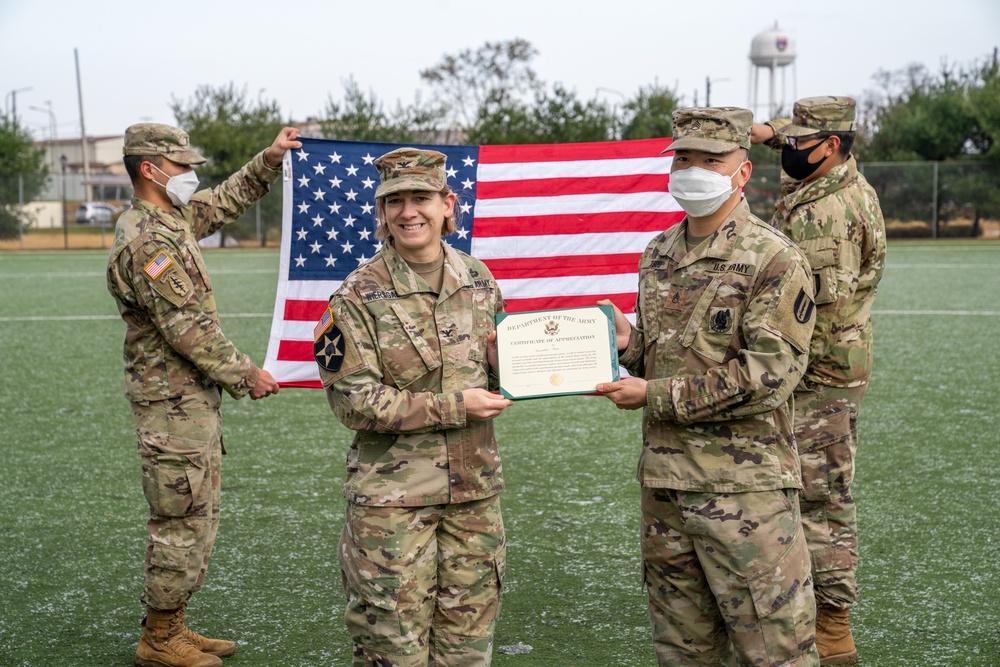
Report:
314,147,513,666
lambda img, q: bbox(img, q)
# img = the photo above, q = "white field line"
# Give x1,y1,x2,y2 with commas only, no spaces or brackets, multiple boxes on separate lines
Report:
0,313,272,322
0,263,995,280
2,310,999,323
0,268,276,279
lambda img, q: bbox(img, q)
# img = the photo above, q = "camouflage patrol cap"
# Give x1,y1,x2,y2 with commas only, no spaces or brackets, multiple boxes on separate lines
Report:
374,147,448,199
664,107,753,154
122,123,207,165
777,96,857,137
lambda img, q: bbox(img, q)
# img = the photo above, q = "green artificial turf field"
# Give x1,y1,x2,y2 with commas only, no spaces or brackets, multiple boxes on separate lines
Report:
1,241,998,666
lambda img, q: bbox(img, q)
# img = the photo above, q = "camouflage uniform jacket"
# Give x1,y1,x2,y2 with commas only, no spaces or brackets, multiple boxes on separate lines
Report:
318,241,504,507
619,199,816,493
107,151,279,402
771,156,886,387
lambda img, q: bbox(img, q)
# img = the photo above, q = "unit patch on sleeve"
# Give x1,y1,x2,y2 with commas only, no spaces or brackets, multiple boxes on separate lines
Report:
314,308,346,372
141,250,192,308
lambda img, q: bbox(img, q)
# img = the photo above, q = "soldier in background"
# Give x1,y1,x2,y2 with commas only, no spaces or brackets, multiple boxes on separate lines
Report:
598,107,820,666
316,148,512,666
752,97,887,666
108,123,301,667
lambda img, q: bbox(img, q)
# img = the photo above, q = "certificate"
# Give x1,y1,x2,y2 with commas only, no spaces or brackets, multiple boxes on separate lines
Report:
495,305,620,400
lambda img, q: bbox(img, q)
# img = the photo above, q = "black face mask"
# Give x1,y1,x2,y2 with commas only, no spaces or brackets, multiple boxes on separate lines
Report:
781,140,829,181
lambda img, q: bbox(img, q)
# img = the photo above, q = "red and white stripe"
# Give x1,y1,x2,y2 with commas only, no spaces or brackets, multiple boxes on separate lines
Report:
265,138,682,388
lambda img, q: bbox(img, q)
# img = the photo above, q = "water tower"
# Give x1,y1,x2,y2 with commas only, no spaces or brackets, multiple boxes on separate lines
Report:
748,22,796,121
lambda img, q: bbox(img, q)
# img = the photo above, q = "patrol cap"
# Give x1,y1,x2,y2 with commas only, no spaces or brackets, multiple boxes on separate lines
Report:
122,123,207,165
777,96,857,137
664,107,753,154
374,147,448,199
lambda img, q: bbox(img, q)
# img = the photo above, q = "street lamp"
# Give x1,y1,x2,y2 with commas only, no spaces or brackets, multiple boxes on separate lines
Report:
60,154,68,250
705,77,730,107
5,87,33,122
29,103,57,172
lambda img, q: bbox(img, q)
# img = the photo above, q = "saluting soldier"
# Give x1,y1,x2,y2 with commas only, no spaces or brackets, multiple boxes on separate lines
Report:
598,107,820,666
107,123,301,667
752,97,887,666
315,148,512,666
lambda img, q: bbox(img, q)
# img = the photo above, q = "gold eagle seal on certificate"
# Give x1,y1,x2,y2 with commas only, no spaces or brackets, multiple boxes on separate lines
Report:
549,373,564,386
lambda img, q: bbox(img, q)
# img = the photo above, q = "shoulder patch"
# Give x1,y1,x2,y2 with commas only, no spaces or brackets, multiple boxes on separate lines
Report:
314,314,346,373
314,307,334,342
143,251,173,280
142,251,192,308
793,288,815,324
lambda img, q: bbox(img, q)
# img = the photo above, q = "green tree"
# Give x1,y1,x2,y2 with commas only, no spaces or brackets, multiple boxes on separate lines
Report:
865,64,976,161
421,38,544,135
320,77,443,144
532,84,617,143
860,56,1000,235
0,115,48,239
966,56,1000,161
621,84,679,140
170,83,287,245
469,85,617,145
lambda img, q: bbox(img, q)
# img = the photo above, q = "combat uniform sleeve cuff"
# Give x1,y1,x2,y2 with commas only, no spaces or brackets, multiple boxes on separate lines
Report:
225,362,260,400
763,119,790,151
250,150,283,183
618,326,643,370
645,377,677,422
442,391,467,428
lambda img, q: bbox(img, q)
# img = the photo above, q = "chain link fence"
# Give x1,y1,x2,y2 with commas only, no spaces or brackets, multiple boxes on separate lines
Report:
4,161,1000,249
746,161,1000,239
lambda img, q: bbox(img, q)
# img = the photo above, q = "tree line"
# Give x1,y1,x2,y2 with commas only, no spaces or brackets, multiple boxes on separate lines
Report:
1,39,997,240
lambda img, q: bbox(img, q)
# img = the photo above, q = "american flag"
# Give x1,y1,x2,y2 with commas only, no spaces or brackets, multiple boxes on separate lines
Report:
264,136,682,388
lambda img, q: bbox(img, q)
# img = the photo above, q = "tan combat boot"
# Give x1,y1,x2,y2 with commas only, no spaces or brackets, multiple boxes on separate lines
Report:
178,604,236,658
816,606,858,665
135,607,223,667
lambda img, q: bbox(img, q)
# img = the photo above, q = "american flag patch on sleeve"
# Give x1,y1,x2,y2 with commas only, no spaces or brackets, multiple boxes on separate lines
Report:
143,252,173,280
313,307,333,342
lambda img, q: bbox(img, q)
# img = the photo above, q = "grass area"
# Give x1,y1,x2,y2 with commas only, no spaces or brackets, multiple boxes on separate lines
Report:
1,242,998,666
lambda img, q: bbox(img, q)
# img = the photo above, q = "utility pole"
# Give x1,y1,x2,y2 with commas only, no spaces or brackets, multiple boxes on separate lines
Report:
705,77,730,107
75,48,91,201
5,87,32,121
60,155,69,250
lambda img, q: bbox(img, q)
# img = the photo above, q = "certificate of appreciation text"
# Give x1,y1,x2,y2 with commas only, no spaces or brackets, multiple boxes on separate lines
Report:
495,305,620,400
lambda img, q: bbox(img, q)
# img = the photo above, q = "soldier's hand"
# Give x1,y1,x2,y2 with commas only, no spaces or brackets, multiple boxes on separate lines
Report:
264,127,303,168
486,330,500,374
250,369,280,400
597,299,631,351
596,377,647,410
750,122,775,145
464,388,513,422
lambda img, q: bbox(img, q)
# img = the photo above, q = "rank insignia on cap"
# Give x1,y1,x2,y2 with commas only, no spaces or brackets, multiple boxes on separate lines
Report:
144,251,173,280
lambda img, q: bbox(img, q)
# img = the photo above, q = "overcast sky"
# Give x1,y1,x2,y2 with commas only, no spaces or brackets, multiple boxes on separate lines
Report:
2,0,997,141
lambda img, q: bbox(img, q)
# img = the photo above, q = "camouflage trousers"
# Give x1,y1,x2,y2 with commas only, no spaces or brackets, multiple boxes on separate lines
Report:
130,386,223,611
793,382,867,610
338,495,505,667
641,487,819,667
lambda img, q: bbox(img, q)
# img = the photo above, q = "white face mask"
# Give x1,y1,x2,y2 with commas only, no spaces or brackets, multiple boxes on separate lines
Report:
668,163,745,218
151,163,200,206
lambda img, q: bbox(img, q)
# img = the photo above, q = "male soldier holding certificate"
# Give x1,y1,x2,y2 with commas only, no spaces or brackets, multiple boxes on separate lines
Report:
598,107,820,666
